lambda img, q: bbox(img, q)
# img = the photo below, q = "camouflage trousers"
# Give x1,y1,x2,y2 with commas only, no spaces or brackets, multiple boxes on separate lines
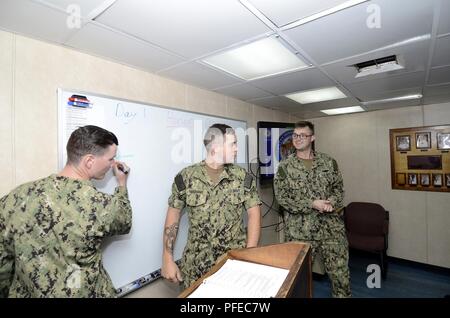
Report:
286,234,351,298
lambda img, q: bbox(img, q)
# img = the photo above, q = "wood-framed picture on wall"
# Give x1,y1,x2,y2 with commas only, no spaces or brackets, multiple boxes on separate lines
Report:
408,173,417,186
437,132,450,150
415,132,431,149
396,135,411,151
432,174,443,187
390,125,450,193
420,173,430,186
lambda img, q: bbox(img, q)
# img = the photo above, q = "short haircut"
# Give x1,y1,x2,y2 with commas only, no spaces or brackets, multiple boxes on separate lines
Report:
66,125,118,164
294,121,314,135
203,123,235,150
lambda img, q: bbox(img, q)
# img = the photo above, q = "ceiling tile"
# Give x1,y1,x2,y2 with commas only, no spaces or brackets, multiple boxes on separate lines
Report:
214,83,272,101
290,110,328,119
96,0,271,58
249,96,300,111
66,22,185,72
358,86,424,101
284,0,433,64
423,94,450,105
249,96,284,108
362,98,421,111
424,83,450,96
158,62,241,90
432,35,450,67
33,0,108,18
250,67,334,95
345,71,425,100
247,0,350,27
0,0,75,43
428,66,450,85
437,0,450,35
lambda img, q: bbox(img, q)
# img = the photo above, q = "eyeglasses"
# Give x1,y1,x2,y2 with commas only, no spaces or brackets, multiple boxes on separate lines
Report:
292,133,313,139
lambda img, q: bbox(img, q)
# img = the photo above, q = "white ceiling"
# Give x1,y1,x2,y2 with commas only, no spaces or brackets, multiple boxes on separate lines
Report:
1,0,449,119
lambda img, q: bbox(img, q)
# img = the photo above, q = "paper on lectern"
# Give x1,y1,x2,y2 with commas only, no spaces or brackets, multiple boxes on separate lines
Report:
188,259,289,298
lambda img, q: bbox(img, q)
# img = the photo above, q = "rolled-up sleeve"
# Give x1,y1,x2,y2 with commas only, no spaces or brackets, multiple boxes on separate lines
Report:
244,176,261,210
168,175,186,210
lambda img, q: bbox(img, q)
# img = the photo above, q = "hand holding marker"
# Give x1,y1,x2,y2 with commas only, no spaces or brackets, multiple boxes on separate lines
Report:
117,163,129,174
114,162,129,187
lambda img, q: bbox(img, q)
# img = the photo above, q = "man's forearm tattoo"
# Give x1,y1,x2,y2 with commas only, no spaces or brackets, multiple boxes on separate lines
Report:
164,223,179,254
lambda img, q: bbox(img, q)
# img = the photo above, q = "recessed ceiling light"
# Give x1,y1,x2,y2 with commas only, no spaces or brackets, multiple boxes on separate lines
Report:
321,106,365,115
361,94,423,105
202,37,308,81
285,86,347,104
282,0,369,30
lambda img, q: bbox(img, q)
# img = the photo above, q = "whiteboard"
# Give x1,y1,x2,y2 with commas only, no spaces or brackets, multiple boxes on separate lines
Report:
57,89,248,294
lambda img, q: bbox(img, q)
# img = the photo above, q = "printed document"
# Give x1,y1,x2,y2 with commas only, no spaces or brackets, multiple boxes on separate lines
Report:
188,259,289,298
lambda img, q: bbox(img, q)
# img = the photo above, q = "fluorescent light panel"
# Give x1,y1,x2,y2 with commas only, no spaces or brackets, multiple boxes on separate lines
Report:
285,86,347,104
361,94,423,105
282,0,369,30
202,37,308,80
321,106,365,115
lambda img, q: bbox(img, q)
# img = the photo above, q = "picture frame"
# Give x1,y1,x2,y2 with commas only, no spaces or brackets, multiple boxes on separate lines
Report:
437,132,450,150
420,173,430,186
396,173,406,185
390,125,450,193
415,132,431,149
408,173,417,186
432,174,443,187
396,135,411,151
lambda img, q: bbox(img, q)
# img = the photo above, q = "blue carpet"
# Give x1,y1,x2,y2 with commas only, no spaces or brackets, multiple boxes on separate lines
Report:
313,250,450,298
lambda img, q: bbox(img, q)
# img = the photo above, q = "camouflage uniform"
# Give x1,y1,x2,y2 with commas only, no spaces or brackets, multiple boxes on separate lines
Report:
168,161,260,289
0,175,132,298
274,152,351,297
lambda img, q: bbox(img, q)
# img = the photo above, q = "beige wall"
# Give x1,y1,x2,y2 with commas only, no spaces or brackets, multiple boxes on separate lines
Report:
312,104,450,269
0,31,14,196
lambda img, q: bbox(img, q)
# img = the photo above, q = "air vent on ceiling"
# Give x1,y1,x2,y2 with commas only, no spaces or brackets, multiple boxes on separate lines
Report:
353,55,404,78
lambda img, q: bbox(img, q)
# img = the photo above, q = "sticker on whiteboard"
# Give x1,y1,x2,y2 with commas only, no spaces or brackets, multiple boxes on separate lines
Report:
67,94,93,108
64,94,105,139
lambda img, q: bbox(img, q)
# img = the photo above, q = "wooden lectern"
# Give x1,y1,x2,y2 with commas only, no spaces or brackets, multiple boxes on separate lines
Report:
179,242,312,298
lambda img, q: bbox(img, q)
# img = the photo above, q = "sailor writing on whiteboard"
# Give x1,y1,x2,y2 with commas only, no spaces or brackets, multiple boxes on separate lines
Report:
0,125,132,297
162,124,261,290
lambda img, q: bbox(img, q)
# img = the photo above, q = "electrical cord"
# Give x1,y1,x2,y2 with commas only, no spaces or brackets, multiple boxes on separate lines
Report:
248,157,285,231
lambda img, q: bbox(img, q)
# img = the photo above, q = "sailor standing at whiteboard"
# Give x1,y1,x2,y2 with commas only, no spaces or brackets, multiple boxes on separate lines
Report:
0,125,132,297
162,124,261,289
